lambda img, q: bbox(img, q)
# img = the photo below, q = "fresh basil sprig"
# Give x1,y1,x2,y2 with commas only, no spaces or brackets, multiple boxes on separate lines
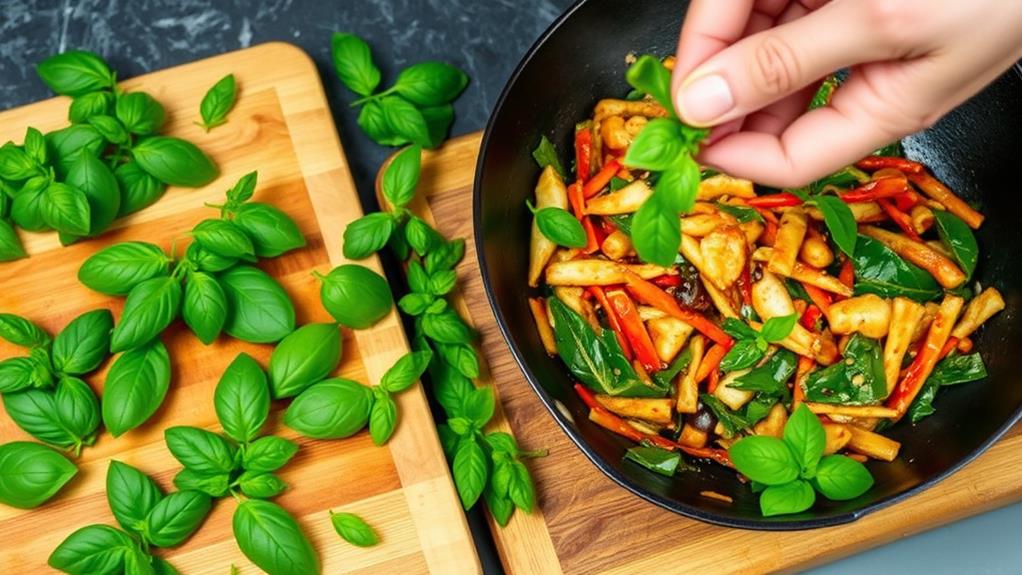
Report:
728,404,874,516
343,144,421,260
198,73,238,132
719,314,798,372
331,33,467,148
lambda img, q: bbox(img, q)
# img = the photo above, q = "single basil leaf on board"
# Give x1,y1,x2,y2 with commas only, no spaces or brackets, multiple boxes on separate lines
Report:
88,115,128,145
623,119,686,171
106,460,163,535
317,264,393,329
102,339,172,437
330,511,379,547
241,435,297,472
172,469,230,498
531,135,566,178
369,390,398,445
453,435,489,509
342,212,395,260
810,195,857,257
3,389,78,448
233,499,319,575
110,276,182,353
532,204,587,248
811,454,874,500
382,144,422,209
852,235,941,301
10,177,50,231
226,171,258,204
191,219,255,260
144,490,212,547
331,32,381,97
54,376,101,446
231,203,305,258
0,357,36,393
238,470,288,499
760,479,816,516
0,313,50,348
631,192,680,267
115,92,166,135
624,55,675,115
218,265,296,343
164,426,238,475
182,271,228,345
284,378,373,439
932,210,978,280
78,241,171,296
357,100,407,147
380,95,432,148
69,91,113,124
114,161,166,217
0,441,77,509
268,322,343,399
42,182,91,236
132,136,218,188
48,524,134,575
783,404,826,478
0,220,26,262
728,435,800,486
214,353,270,443
198,74,237,131
393,61,468,107
36,50,114,96
420,104,454,148
802,334,886,404
65,154,121,237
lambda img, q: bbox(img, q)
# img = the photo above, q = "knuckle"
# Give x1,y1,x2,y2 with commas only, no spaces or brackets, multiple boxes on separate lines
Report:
749,35,803,97
857,68,930,135
862,0,925,48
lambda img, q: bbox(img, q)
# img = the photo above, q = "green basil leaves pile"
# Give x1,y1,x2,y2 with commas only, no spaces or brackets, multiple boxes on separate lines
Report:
49,460,206,574
0,310,110,455
728,404,874,516
0,50,219,261
331,33,468,148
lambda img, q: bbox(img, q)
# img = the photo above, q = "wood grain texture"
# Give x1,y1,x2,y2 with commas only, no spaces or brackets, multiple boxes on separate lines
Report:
0,43,478,574
411,131,1022,575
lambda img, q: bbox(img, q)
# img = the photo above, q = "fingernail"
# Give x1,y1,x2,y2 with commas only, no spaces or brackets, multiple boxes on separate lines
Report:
678,74,734,125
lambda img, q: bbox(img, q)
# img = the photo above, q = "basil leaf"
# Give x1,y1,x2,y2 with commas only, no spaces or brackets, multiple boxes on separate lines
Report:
719,339,764,372
809,75,840,109
530,135,567,178
152,557,178,575
380,350,433,393
802,334,886,404
421,104,454,148
907,376,941,424
701,393,750,438
284,378,373,439
434,341,478,379
405,215,443,256
393,61,468,106
219,265,296,343
0,143,41,182
3,389,78,448
453,435,489,509
37,50,114,96
759,479,816,516
214,353,270,442
783,404,826,478
46,125,104,179
233,499,319,575
132,137,218,187
0,312,50,348
716,202,763,223
625,55,675,115
172,469,230,498
932,210,978,281
241,435,297,472
810,195,857,257
369,390,398,445
10,177,49,231
330,511,379,547
729,435,800,486
424,238,465,274
48,524,134,575
811,454,874,500
226,171,257,204
653,347,692,388
0,441,77,509
852,235,941,301
185,242,236,273
624,446,682,477
484,480,515,527
0,219,26,262
343,212,395,260
238,470,287,499
431,363,475,419
198,74,237,131
269,322,343,399
759,313,798,343
331,32,381,97
54,376,101,444
114,161,166,217
182,271,228,345
102,340,171,437
382,144,422,208
164,426,238,475
88,114,128,145
930,352,987,386
124,546,156,575
52,309,112,376
398,292,434,316
115,92,166,135
144,490,211,547
79,241,170,296
0,357,36,393
231,203,305,258
624,119,687,171
69,91,113,124
65,154,121,237
317,264,393,329
656,156,700,214
407,260,429,293
422,309,473,344
191,219,255,260
380,95,431,147
106,460,163,534
23,127,47,165
110,276,182,353
357,100,406,147
631,193,680,267
533,205,586,248
42,182,91,236
463,387,495,429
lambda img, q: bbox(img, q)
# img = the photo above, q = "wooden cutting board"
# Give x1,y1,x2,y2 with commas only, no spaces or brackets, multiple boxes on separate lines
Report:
0,43,479,574
408,131,1022,575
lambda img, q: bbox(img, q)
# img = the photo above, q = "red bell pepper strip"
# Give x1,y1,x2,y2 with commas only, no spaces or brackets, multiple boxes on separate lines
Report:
652,274,682,289
599,216,618,236
838,259,855,291
621,271,734,348
855,156,925,174
588,287,633,360
582,159,621,199
887,333,959,418
736,265,754,308
893,190,922,212
801,282,834,315
696,342,730,387
568,182,585,218
606,290,661,372
575,128,593,184
744,193,803,208
761,216,779,246
582,217,602,254
800,304,823,331
838,176,910,203
876,197,922,241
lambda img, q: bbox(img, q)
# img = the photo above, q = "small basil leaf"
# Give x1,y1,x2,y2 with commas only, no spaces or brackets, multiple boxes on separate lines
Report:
357,100,407,147
45,125,105,178
392,61,468,106
623,119,686,171
42,182,91,236
185,242,237,273
811,454,874,500
380,95,431,147
379,350,432,394
382,145,421,208
342,212,395,260
232,499,319,575
531,135,566,178
214,353,270,442
69,91,114,124
87,115,128,145
421,309,473,344
53,309,113,375
144,490,212,547
0,143,41,182
191,218,255,260
241,435,298,472
54,376,101,444
783,404,826,478
0,441,77,509
0,220,26,262
37,50,114,96
198,74,237,131
330,511,379,547
182,271,228,345
433,342,478,379
226,171,257,204
432,362,474,418
655,156,700,214
65,154,121,237
424,238,465,274
533,205,586,248
218,265,296,343
115,92,166,135
238,470,287,499
0,313,50,348
331,32,381,97
102,340,172,437
172,469,230,498
0,357,36,393
110,277,182,353
231,203,305,258
852,235,941,301
317,264,393,329
453,435,488,509
759,479,816,516
132,136,218,188
405,215,443,256
810,195,857,257
420,104,454,148
719,339,764,372
630,192,680,267
759,313,798,343
484,482,515,527
624,445,682,477
932,210,978,281
78,241,171,296
106,460,163,534
114,161,166,217
398,292,434,316
507,460,537,512
10,177,50,231
164,426,238,475
268,322,343,399
3,389,78,448
463,387,495,429
624,55,674,115
728,435,800,486
369,390,397,445
284,378,372,439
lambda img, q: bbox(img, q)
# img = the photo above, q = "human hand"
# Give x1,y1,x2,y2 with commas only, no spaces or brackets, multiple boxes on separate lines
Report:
671,0,1022,187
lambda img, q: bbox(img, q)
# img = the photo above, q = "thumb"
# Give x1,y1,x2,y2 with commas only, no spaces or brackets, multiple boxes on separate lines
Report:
674,1,894,127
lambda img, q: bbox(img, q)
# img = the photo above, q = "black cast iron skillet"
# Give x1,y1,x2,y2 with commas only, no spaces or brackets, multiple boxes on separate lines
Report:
474,0,1022,529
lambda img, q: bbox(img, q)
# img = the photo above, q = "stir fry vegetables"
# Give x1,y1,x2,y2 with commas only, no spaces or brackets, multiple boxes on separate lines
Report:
526,56,1004,516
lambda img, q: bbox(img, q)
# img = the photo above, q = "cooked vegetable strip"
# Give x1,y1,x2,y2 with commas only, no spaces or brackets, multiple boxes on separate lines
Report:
585,180,652,215
882,297,927,394
767,208,808,276
855,156,924,174
589,287,633,359
593,99,668,121
676,335,705,414
876,198,921,240
908,172,984,229
696,174,755,200
701,279,740,319
700,225,747,290
575,125,593,182
839,175,911,202
822,423,853,455
751,248,853,297
860,225,966,289
595,395,674,425
528,298,558,356
951,287,1005,339
622,271,733,347
545,260,671,285
845,425,901,461
695,343,729,386
606,290,661,372
807,201,883,223
804,403,899,419
826,294,891,339
582,159,621,198
529,166,570,286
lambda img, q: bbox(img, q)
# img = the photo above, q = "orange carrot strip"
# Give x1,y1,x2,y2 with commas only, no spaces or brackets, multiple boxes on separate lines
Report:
582,159,621,198
877,198,922,241
622,271,733,347
606,290,660,371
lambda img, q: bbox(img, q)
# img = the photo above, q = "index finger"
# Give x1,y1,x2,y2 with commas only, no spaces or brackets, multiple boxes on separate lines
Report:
672,0,756,91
